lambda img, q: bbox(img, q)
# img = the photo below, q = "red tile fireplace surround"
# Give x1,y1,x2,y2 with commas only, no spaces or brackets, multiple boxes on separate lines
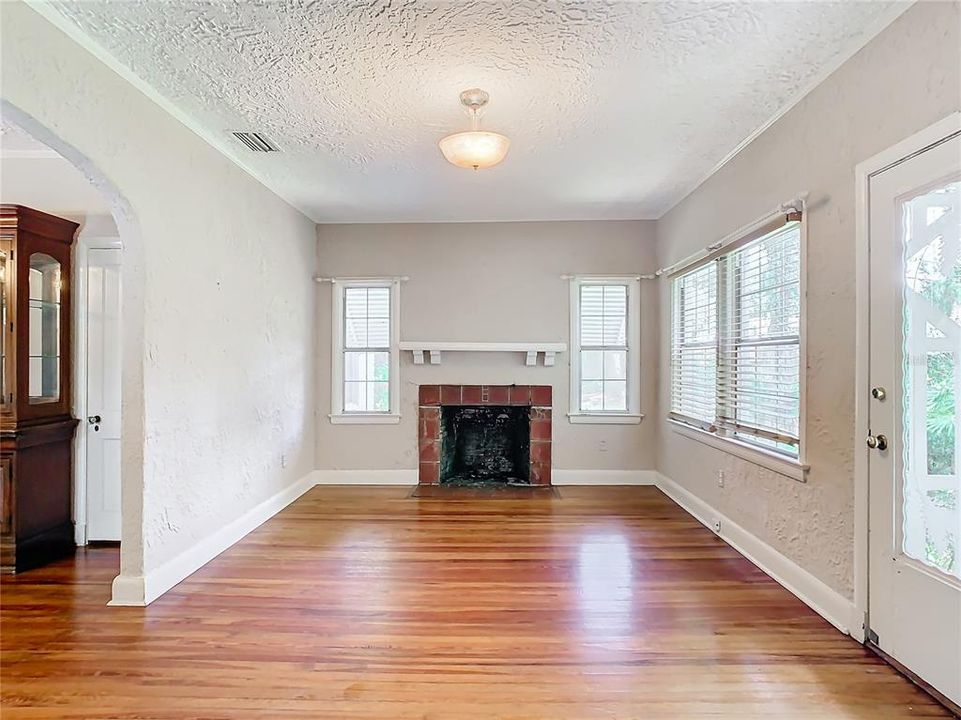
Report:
417,385,552,485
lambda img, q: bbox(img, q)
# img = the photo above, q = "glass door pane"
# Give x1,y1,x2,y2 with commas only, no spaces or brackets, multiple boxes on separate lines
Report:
0,245,8,410
901,178,960,580
27,252,61,404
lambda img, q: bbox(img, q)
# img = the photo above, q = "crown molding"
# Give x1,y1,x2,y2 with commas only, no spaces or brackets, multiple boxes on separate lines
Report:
658,1,916,219
23,0,316,222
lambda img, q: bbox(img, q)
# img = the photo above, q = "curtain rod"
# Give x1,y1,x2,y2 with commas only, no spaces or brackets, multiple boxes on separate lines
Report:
560,273,657,281
655,193,808,278
314,275,410,283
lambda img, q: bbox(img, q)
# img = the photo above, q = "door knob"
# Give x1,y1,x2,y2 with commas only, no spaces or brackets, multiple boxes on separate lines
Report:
866,434,888,451
87,415,101,424
871,387,887,401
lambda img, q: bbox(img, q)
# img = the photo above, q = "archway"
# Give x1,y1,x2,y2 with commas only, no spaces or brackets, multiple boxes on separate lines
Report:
2,100,146,604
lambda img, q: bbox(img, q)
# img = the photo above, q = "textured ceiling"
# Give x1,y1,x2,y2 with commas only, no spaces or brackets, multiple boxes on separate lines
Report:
46,1,906,223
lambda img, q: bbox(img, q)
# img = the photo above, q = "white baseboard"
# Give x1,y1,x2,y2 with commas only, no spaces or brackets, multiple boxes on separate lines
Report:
108,573,145,606
313,469,417,485
553,469,657,485
109,472,317,607
654,472,859,636
311,469,657,485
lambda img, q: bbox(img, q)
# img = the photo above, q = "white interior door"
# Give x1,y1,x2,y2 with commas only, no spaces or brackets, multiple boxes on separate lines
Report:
868,132,961,706
85,248,122,542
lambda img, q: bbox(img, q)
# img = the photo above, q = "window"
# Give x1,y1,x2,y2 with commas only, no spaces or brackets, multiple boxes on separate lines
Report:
670,262,717,429
330,280,400,424
569,277,642,424
670,219,803,460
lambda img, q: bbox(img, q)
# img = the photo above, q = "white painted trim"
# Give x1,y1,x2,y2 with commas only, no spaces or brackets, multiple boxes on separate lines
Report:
658,2,913,219
655,472,858,635
312,469,657,485
552,469,656,485
398,342,567,353
668,419,808,482
797,201,809,463
72,234,124,546
329,278,401,422
23,0,315,223
568,276,642,418
852,112,961,641
108,574,145,606
398,341,566,366
568,413,644,425
328,413,401,425
109,471,318,606
72,237,90,546
313,469,417,485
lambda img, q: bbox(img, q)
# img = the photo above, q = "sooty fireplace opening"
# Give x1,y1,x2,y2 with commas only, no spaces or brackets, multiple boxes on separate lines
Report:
440,406,530,485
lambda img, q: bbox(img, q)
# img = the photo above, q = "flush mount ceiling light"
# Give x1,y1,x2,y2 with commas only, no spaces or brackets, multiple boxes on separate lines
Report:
438,88,511,170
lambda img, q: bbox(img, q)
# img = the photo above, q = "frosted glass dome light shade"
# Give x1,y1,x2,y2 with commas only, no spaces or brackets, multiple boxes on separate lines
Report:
439,88,511,170
438,130,511,170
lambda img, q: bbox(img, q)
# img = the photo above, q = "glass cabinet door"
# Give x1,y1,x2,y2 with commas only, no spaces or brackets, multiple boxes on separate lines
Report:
27,252,61,404
0,243,8,411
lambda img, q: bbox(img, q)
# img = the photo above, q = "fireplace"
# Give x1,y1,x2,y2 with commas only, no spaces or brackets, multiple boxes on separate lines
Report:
418,385,552,485
441,406,530,484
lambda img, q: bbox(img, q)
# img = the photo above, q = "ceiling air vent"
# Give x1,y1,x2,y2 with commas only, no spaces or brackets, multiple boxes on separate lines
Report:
231,131,280,152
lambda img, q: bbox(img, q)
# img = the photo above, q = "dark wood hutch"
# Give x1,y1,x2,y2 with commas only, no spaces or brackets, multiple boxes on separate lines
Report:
0,205,79,573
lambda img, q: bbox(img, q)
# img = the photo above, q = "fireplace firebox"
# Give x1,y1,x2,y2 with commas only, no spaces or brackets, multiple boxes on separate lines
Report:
418,385,552,485
441,406,530,484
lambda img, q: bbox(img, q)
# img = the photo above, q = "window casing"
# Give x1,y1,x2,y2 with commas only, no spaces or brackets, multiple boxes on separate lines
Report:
330,279,400,424
569,277,642,424
670,220,803,459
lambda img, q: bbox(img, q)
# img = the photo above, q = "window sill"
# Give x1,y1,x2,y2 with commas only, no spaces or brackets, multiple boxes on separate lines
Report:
667,419,808,482
568,413,644,425
329,413,401,425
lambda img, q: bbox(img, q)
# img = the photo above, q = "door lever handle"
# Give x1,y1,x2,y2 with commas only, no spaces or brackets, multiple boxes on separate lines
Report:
866,434,888,451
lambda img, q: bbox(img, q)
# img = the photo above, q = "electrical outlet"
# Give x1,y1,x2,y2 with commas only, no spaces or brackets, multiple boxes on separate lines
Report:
717,470,725,488
712,519,721,534
599,439,608,452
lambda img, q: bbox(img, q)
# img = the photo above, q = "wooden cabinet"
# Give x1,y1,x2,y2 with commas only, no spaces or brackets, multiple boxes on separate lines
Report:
0,205,79,573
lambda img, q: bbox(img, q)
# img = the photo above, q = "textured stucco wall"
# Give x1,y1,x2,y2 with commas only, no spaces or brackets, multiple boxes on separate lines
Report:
1,2,317,581
317,221,658,472
655,1,961,599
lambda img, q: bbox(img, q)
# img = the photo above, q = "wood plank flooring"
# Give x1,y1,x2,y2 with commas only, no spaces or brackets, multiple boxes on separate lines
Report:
0,486,951,719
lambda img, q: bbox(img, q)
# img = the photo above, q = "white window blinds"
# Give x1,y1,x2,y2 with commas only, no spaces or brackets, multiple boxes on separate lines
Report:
343,286,391,413
717,224,801,451
670,218,802,457
578,284,629,412
670,262,717,429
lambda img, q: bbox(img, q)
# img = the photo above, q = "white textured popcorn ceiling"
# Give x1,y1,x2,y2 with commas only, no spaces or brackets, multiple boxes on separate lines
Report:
45,0,907,223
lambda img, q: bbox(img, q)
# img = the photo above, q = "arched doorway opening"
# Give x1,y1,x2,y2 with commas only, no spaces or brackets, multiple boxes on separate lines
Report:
1,100,146,604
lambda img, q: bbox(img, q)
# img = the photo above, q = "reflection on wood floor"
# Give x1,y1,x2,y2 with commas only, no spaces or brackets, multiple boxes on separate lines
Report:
0,485,950,718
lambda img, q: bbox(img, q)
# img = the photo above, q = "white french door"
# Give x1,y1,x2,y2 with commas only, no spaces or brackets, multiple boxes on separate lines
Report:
85,247,122,541
867,130,961,707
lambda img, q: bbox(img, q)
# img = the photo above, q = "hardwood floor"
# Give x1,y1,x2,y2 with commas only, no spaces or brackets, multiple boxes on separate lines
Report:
0,486,951,719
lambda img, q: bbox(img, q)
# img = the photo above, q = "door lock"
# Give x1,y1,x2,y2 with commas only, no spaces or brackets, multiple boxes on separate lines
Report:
866,434,888,451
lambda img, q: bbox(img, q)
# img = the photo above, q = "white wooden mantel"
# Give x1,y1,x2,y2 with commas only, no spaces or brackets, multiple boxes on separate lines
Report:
398,342,567,367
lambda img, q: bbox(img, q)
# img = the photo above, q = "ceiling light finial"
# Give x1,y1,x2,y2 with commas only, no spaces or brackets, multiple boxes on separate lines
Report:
439,88,510,170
